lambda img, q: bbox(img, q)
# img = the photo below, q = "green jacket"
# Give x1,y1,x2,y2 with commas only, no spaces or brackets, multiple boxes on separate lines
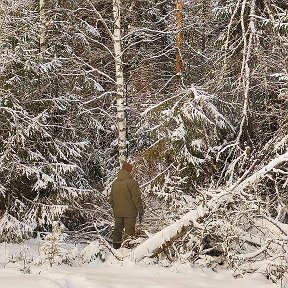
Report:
110,169,144,217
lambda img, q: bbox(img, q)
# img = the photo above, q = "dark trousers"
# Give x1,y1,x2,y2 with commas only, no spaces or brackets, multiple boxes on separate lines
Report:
112,217,136,244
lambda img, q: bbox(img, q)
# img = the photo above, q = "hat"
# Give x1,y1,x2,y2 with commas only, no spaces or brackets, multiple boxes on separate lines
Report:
122,162,132,173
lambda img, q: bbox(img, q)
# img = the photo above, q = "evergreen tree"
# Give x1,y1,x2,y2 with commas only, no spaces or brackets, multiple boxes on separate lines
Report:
0,0,114,240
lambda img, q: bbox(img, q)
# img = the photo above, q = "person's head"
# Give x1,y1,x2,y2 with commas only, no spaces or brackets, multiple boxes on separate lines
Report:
122,162,133,173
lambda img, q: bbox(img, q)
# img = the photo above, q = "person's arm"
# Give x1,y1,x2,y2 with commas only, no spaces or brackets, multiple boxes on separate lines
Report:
129,179,144,214
109,188,114,209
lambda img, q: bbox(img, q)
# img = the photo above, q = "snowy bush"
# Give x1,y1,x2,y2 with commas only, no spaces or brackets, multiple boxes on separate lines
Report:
80,241,107,264
39,221,70,266
0,213,33,242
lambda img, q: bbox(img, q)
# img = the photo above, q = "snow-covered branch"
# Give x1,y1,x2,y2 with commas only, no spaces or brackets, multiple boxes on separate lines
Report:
231,151,288,193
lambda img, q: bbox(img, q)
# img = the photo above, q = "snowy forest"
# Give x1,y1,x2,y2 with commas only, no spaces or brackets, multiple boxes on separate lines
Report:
0,0,288,285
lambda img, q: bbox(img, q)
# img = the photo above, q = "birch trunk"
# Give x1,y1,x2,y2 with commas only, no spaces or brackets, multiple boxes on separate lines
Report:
175,0,184,75
113,0,127,165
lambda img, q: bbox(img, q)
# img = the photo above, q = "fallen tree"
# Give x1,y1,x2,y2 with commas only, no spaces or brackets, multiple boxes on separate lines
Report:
130,150,288,263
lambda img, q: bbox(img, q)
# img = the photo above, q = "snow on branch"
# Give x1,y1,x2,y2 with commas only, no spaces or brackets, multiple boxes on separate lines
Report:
233,241,271,261
231,151,288,193
0,184,6,197
274,135,288,151
130,150,288,262
0,213,33,241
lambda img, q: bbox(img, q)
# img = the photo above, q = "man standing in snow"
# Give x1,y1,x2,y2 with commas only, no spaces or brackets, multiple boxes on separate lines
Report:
109,162,144,249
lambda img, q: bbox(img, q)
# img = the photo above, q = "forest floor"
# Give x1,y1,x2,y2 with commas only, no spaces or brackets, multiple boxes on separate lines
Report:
0,242,281,288
0,263,280,288
0,263,279,288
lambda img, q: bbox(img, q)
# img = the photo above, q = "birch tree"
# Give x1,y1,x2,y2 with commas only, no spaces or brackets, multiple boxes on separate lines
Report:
113,0,126,164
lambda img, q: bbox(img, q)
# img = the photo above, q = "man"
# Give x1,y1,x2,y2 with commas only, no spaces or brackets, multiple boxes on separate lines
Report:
109,162,144,249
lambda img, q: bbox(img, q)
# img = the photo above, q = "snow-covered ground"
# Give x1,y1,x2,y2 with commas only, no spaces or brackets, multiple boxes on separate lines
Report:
0,263,278,288
0,240,283,288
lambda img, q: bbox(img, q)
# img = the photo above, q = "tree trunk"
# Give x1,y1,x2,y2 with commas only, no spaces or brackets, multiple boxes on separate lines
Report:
39,0,47,52
176,0,184,75
237,0,256,143
113,0,127,165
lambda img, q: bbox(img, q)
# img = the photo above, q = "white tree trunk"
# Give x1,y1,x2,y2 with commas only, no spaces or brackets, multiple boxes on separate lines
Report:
237,0,256,142
113,0,127,165
130,208,204,262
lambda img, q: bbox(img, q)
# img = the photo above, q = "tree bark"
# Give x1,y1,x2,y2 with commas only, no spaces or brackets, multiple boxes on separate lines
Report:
237,0,256,143
39,0,47,52
113,0,127,165
176,0,184,75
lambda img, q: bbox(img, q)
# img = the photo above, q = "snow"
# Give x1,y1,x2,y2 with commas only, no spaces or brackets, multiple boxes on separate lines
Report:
0,263,277,288
232,151,288,192
0,240,280,288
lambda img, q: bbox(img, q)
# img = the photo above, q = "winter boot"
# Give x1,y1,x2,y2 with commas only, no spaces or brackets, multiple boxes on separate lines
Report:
113,242,121,249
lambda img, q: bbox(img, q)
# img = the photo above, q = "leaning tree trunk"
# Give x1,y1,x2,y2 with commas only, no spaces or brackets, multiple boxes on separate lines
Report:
130,150,288,262
113,0,127,164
